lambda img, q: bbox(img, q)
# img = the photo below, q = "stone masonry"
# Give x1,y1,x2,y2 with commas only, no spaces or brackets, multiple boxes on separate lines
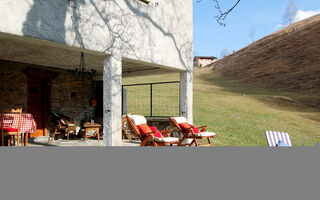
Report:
0,60,96,135
0,61,28,110
50,71,95,125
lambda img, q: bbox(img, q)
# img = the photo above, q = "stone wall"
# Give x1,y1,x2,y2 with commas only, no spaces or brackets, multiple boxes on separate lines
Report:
49,71,95,125
0,61,28,110
125,117,181,139
211,14,320,94
0,60,96,135
147,118,181,138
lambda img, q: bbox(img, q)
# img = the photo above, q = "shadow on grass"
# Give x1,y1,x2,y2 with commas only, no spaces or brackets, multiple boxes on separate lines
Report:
197,68,320,116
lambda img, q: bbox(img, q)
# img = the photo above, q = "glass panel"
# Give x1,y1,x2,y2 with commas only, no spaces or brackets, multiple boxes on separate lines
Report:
152,83,179,116
123,82,179,117
125,85,151,116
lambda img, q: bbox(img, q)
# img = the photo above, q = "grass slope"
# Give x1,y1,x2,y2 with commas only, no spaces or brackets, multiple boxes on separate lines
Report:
123,68,320,146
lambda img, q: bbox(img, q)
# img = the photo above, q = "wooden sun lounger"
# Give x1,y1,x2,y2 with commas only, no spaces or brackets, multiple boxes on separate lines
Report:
126,115,179,146
169,117,216,147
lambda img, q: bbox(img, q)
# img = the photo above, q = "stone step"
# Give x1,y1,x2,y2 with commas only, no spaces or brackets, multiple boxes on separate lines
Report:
29,136,51,142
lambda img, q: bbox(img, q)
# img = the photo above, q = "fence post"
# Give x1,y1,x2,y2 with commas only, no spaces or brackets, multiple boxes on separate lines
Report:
150,83,153,117
121,86,123,115
121,87,127,115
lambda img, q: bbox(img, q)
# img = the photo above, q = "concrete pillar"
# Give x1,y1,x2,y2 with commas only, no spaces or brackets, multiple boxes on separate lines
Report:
179,70,193,123
103,54,122,146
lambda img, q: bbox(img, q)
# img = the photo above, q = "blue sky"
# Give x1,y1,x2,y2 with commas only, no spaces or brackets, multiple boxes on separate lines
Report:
194,0,320,58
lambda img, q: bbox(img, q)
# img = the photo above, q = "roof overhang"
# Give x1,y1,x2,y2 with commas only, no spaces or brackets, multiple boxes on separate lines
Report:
0,33,183,79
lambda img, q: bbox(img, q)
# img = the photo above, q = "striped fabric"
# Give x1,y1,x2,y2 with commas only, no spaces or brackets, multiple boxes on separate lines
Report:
265,131,292,147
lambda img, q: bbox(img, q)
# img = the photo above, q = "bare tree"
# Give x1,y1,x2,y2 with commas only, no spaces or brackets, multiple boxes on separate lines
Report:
249,26,256,43
220,49,231,58
197,0,241,26
283,0,297,26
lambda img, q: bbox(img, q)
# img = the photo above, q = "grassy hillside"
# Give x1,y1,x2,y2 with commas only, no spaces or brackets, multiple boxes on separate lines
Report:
211,14,320,95
123,68,320,146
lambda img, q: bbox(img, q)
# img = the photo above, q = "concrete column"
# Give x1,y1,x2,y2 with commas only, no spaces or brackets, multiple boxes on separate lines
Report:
180,70,193,123
103,54,122,146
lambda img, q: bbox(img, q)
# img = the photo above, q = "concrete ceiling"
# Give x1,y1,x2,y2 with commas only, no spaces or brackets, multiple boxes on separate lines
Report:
0,33,181,79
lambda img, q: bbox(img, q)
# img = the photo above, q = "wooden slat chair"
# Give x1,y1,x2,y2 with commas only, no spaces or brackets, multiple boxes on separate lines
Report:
169,117,216,146
121,116,132,141
51,113,77,142
265,131,292,147
1,108,23,146
126,115,179,146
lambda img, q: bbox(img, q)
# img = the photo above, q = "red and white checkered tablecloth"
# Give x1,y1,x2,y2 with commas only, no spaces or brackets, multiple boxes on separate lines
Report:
0,113,37,134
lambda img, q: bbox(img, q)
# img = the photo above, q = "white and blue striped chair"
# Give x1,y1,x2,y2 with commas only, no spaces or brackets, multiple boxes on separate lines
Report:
265,131,292,147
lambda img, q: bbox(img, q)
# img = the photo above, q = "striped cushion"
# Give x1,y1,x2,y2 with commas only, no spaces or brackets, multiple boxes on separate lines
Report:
265,131,292,147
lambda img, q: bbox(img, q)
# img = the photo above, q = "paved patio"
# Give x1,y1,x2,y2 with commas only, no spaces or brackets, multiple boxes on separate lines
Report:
27,136,140,147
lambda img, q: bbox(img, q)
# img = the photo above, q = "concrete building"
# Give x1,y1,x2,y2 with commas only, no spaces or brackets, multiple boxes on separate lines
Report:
0,0,193,146
193,56,217,68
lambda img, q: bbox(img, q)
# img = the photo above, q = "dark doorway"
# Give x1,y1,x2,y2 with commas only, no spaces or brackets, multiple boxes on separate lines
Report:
95,81,103,118
27,76,48,137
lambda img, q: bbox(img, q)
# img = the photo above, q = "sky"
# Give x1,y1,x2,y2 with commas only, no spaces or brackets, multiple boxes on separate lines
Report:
193,0,320,58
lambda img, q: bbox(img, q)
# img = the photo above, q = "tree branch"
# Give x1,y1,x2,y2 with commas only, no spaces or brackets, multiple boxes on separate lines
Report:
197,0,241,26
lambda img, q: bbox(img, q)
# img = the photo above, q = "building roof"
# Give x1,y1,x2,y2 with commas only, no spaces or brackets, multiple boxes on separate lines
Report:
193,56,217,60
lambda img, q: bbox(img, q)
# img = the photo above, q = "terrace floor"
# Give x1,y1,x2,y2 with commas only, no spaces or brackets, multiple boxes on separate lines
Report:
27,137,140,147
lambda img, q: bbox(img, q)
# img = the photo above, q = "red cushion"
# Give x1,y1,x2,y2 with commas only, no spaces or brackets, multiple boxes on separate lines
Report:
192,127,200,133
178,123,192,132
137,124,152,136
178,123,200,133
149,126,164,138
2,127,18,132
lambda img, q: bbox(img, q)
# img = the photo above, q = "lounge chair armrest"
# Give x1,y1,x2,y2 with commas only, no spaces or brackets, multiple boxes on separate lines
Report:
144,131,155,136
145,133,155,141
197,126,208,131
185,127,195,134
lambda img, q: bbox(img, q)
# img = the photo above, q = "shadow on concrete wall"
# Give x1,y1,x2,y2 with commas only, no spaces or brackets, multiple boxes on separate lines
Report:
70,0,86,48
22,1,69,44
22,0,86,47
21,0,192,70
123,0,192,69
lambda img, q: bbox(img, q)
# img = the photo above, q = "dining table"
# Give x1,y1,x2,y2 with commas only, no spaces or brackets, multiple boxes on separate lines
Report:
1,113,37,146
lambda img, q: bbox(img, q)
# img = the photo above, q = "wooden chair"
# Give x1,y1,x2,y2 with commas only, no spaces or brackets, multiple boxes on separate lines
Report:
51,114,77,142
126,115,179,146
1,108,23,146
169,117,216,146
122,116,131,140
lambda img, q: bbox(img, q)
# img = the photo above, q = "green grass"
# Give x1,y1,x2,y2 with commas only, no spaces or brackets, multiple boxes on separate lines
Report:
123,78,179,117
123,68,320,146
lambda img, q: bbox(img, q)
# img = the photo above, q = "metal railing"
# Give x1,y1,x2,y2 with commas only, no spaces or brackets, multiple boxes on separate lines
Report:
122,81,180,117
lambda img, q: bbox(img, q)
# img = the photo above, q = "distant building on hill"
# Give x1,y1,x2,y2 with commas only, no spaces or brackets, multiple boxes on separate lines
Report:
193,56,217,68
